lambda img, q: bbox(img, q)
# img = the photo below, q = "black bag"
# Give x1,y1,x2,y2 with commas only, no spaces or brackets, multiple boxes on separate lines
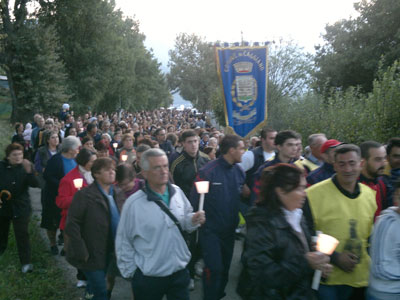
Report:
152,199,190,246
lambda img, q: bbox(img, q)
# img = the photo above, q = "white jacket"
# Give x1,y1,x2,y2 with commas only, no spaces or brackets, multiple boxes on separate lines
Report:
115,183,198,278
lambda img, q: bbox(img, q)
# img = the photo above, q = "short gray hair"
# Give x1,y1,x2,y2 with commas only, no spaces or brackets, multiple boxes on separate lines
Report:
61,136,81,153
141,148,166,171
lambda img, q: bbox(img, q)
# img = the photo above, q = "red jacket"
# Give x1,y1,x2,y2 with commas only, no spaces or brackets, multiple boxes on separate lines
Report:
56,166,88,230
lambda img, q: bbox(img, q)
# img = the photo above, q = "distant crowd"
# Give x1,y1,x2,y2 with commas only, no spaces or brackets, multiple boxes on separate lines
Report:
1,103,399,300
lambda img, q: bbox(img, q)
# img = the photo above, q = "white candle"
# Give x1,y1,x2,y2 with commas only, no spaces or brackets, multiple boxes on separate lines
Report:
113,143,118,149
312,232,339,290
195,181,209,211
121,154,128,162
73,178,83,190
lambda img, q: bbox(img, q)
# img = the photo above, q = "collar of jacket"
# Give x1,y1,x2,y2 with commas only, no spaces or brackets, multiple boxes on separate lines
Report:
331,174,360,199
142,181,176,202
218,156,234,169
182,150,198,161
322,162,334,172
250,206,308,232
359,173,378,185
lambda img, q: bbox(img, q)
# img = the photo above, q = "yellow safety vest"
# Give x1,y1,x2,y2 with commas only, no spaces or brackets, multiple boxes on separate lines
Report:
307,179,376,287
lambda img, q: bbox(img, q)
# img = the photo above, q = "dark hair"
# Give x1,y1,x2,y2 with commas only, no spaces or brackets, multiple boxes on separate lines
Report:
136,144,151,153
65,124,77,137
87,123,97,132
334,144,361,160
5,143,24,157
76,148,96,166
360,141,382,159
274,130,301,146
95,140,108,152
91,157,115,178
257,164,304,211
203,146,215,155
43,130,59,146
82,136,93,146
260,127,276,140
387,137,400,156
154,127,165,137
15,122,23,132
137,138,153,148
166,133,178,146
181,130,197,142
220,134,242,155
116,164,135,183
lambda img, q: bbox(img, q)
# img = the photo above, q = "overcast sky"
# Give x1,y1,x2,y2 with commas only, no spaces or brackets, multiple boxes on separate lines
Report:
115,0,360,71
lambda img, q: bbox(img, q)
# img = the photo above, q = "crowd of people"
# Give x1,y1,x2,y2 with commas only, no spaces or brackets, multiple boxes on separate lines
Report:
0,103,399,300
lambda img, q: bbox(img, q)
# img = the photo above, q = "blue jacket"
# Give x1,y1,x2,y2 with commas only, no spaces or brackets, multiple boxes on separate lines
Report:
190,156,245,235
306,162,335,186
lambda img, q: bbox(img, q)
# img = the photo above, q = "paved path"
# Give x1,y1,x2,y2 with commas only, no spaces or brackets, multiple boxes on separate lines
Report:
30,187,242,300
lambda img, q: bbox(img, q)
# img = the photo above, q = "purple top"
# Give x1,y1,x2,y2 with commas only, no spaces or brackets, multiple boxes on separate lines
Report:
124,178,145,198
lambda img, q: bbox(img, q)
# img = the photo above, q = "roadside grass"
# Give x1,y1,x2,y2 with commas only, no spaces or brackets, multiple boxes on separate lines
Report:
0,216,81,300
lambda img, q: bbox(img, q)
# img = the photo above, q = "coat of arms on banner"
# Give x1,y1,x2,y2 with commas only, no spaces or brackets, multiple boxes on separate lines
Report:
215,46,268,138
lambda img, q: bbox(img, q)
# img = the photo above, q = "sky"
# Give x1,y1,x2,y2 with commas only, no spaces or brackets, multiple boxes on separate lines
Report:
115,0,360,72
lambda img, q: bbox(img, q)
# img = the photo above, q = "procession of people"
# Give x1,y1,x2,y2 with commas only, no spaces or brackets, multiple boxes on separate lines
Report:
0,105,399,300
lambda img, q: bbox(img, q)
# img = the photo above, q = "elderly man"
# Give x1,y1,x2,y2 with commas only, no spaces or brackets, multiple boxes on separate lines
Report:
295,133,327,174
116,148,205,300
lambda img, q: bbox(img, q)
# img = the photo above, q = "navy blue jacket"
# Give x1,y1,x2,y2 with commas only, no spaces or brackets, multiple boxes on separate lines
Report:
190,156,245,236
306,162,335,186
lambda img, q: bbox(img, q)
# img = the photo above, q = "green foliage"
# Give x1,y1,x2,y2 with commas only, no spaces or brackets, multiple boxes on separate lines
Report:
0,119,13,158
273,60,400,144
167,33,219,112
41,0,170,114
0,216,80,300
314,0,400,93
11,22,71,118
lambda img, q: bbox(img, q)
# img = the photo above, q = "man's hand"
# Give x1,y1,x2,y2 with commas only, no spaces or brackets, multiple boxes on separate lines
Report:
336,252,358,273
22,159,33,174
241,184,251,198
192,210,205,226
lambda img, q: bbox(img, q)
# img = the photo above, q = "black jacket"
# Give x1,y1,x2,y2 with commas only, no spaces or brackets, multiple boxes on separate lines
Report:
237,206,315,300
170,150,209,198
0,159,39,218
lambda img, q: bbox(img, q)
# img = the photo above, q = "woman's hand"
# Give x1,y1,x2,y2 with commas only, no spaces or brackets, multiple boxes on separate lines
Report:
22,159,33,174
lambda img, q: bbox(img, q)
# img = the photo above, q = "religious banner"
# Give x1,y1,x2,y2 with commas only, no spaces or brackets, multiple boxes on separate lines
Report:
215,46,268,138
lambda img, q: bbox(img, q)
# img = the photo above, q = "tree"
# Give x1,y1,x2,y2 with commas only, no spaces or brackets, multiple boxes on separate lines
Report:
314,0,400,93
1,0,70,122
167,33,219,112
267,39,313,129
40,0,170,113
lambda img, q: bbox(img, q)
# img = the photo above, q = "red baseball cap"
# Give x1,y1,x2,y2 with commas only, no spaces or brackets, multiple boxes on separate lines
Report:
320,139,343,154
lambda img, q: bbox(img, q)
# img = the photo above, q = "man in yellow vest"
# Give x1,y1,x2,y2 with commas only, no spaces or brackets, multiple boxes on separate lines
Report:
307,144,376,300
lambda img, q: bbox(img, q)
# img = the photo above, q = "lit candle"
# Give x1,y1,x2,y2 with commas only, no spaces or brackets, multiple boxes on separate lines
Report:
73,178,83,190
312,232,339,290
195,181,209,211
113,143,118,150
121,154,128,162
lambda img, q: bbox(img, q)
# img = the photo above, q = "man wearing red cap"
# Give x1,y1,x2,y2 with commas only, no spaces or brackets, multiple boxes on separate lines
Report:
307,139,342,186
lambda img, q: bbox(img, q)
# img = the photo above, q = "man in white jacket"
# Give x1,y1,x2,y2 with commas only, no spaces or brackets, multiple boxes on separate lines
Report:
115,148,205,300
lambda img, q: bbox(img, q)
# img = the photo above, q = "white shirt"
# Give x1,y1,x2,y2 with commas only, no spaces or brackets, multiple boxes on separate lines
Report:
239,149,275,172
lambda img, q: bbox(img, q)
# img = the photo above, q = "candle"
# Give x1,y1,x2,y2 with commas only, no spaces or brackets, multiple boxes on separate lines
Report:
312,232,339,290
73,178,83,190
195,181,209,211
121,154,128,162
113,142,118,150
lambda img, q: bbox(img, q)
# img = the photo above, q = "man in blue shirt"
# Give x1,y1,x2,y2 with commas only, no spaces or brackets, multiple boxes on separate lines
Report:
191,134,246,300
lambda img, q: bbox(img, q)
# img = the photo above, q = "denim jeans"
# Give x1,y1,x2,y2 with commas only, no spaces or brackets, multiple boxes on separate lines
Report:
318,284,353,300
83,269,107,300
